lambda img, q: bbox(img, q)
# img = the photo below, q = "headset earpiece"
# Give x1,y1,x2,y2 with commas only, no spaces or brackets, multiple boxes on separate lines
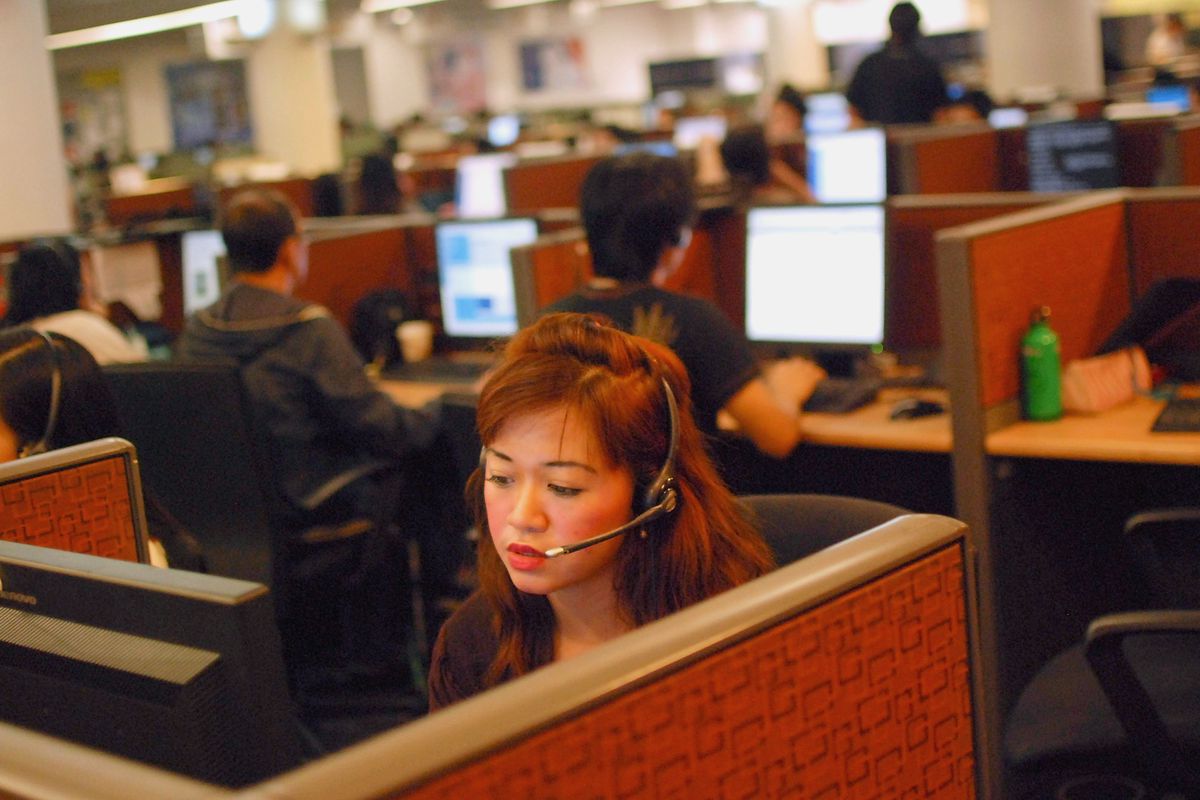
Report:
640,376,679,515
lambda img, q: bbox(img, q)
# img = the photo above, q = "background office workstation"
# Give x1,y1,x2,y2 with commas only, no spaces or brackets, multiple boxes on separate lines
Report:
7,1,1200,798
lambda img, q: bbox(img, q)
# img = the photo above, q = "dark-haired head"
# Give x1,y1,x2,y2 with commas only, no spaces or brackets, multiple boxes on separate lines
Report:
889,1,921,43
776,84,807,120
720,125,772,187
470,312,772,683
0,328,123,460
4,240,83,325
220,189,299,274
357,152,402,215
580,153,696,282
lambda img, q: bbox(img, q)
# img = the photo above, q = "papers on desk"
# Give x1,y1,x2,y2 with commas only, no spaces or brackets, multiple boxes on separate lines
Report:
89,241,162,321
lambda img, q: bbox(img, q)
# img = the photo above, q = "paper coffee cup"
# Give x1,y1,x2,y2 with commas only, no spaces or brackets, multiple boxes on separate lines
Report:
396,320,434,363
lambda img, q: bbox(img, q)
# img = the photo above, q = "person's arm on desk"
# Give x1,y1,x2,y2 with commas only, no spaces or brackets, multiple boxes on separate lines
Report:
724,357,825,458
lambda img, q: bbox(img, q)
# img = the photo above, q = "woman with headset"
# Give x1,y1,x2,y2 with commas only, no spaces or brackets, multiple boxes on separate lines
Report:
0,328,203,570
428,313,774,709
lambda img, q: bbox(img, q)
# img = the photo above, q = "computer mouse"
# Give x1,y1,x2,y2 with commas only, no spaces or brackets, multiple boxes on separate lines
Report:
889,398,946,420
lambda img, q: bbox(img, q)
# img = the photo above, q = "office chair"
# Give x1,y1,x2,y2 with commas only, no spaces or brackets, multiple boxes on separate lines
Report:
737,493,910,565
102,362,420,702
1004,507,1200,799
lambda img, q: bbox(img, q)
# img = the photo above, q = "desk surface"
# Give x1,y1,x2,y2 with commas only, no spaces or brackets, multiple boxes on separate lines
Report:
986,394,1200,464
801,388,952,453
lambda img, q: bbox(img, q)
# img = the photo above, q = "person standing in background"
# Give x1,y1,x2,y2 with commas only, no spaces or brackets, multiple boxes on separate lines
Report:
845,1,948,125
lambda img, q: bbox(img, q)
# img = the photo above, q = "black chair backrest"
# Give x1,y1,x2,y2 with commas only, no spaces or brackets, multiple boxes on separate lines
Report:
738,493,911,565
440,392,482,495
102,361,277,586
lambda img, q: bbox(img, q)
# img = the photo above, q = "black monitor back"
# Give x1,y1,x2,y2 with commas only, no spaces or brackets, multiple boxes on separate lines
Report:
0,539,303,787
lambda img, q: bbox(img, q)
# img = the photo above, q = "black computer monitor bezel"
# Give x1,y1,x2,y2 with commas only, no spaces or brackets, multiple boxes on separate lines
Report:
742,202,888,364
435,215,540,351
0,538,303,787
1025,118,1121,193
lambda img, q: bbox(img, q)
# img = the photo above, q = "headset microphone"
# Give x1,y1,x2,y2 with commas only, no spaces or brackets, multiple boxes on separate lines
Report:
544,376,680,559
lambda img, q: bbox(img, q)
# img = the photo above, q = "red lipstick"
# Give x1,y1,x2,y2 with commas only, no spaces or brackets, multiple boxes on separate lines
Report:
506,542,546,571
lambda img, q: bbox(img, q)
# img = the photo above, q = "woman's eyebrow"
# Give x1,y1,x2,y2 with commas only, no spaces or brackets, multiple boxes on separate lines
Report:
545,459,597,473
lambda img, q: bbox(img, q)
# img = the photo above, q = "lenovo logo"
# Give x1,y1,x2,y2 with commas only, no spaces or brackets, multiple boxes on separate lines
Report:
0,577,37,607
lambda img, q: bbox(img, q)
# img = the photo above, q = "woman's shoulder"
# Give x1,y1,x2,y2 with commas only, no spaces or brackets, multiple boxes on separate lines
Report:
428,591,497,710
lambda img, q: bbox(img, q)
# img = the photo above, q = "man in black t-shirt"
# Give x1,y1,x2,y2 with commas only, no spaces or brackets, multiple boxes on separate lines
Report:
546,154,824,458
845,2,948,125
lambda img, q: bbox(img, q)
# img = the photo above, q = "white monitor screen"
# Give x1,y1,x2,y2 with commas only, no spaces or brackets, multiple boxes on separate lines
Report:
805,128,887,204
181,230,227,316
672,116,727,150
803,92,851,135
436,218,538,339
745,204,885,347
988,107,1029,129
455,153,517,219
488,114,521,148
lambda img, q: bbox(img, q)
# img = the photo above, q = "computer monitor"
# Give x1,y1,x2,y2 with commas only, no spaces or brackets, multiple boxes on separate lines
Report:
180,229,228,316
0,438,149,564
454,153,518,219
805,128,887,203
988,106,1029,129
88,240,163,321
1146,84,1191,113
436,217,539,341
0,538,304,787
1025,119,1121,192
487,114,521,148
672,115,727,150
803,92,852,134
744,204,886,356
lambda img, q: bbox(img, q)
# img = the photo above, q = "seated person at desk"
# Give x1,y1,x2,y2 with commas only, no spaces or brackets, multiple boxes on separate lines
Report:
544,153,824,457
720,124,815,204
0,327,203,570
3,240,148,365
429,313,774,708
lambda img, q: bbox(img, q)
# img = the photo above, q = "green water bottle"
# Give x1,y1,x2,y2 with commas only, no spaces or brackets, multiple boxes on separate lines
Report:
1021,306,1062,421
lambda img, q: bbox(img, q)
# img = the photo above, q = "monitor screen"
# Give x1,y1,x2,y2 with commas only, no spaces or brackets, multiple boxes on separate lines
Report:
88,240,163,321
487,114,521,148
436,217,539,340
0,538,303,787
1146,84,1191,113
454,153,518,219
672,115,727,150
745,204,885,349
987,106,1029,129
805,128,887,204
180,229,228,315
1025,119,1120,192
804,92,852,134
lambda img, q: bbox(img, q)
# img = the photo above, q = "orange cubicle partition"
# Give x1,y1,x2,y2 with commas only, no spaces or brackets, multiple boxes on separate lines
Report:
503,154,602,214
886,193,1065,355
1170,116,1200,186
1126,187,1200,293
890,124,1000,195
510,228,592,327
104,179,198,227
299,218,417,330
218,177,315,218
0,514,981,800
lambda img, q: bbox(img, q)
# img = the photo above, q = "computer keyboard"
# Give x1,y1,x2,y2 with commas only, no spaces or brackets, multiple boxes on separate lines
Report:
802,377,883,415
1151,396,1200,432
382,358,491,384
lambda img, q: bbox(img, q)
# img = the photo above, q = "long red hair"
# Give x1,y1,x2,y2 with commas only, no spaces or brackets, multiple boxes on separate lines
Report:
470,313,773,685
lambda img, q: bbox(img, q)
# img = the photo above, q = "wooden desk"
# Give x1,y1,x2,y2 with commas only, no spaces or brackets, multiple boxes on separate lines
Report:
802,389,952,453
987,394,1200,464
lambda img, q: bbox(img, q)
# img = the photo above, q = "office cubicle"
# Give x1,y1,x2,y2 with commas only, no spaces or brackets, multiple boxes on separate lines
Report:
935,187,1200,796
0,513,984,799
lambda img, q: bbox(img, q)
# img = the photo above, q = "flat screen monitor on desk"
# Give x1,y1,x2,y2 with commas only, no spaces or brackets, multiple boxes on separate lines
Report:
672,115,727,150
803,92,851,134
455,153,517,219
805,128,887,203
180,229,227,316
745,204,885,363
1146,84,1191,113
1026,119,1120,192
0,538,303,788
436,217,539,342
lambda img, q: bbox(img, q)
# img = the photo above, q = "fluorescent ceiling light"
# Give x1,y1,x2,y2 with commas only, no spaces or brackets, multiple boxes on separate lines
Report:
600,0,657,7
662,0,706,9
46,1,244,49
361,0,444,10
487,0,557,8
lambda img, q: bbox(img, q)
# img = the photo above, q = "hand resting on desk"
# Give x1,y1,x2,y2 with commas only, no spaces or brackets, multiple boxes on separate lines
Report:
763,356,827,412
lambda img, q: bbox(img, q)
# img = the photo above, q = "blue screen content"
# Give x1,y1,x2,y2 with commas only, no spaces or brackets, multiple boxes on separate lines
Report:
436,218,539,338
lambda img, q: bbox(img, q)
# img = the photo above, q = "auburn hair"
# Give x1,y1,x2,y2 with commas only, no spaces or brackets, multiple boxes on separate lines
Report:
470,312,773,685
